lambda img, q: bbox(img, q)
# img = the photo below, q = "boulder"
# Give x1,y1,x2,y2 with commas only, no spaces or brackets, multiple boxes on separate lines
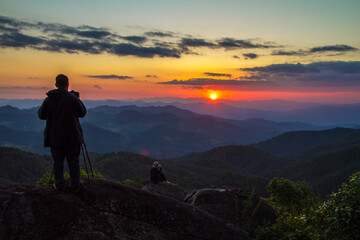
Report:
0,179,253,240
185,187,277,235
142,182,187,201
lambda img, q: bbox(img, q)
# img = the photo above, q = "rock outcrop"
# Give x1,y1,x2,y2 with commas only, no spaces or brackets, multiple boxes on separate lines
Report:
141,182,187,201
185,188,277,235
0,179,252,240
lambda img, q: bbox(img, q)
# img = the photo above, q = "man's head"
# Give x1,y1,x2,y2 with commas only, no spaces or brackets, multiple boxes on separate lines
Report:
55,74,69,89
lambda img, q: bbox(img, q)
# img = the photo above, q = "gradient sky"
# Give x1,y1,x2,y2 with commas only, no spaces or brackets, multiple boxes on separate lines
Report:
0,0,359,102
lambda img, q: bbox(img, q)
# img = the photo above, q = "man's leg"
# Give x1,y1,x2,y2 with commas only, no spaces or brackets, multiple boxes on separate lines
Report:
66,145,81,190
50,147,66,190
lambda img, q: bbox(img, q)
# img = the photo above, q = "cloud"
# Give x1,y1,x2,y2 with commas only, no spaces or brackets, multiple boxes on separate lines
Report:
180,38,216,48
241,62,320,73
271,45,357,56
121,36,147,44
110,43,181,58
271,50,308,56
0,86,49,90
241,61,360,74
87,75,134,80
145,31,174,37
181,86,203,89
243,53,258,59
203,72,232,77
146,75,158,78
158,78,265,86
240,61,360,86
93,85,102,90
217,38,276,49
233,55,240,59
0,15,182,58
0,32,45,47
310,44,357,53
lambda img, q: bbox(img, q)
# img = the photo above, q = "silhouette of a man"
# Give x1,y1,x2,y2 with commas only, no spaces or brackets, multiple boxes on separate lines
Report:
38,74,86,191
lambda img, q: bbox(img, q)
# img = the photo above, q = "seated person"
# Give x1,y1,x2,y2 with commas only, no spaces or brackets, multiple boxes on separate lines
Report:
150,161,168,184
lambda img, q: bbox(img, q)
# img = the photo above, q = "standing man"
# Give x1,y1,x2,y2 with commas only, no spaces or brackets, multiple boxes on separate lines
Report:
38,74,86,192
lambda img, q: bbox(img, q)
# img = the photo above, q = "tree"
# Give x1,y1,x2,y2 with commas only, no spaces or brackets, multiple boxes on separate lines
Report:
312,171,360,240
256,178,318,240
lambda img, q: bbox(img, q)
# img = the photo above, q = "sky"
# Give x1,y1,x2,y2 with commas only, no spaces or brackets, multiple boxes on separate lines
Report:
0,0,359,103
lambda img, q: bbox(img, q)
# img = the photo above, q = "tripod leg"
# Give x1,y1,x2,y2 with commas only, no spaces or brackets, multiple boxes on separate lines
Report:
83,141,95,178
81,143,90,183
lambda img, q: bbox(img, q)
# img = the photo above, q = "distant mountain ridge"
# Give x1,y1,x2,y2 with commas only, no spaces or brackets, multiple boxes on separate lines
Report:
172,145,290,176
0,105,325,157
2,98,360,125
253,127,357,159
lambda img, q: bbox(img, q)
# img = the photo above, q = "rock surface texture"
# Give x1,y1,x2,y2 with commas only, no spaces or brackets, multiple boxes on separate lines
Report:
0,179,253,240
141,182,187,201
185,188,277,235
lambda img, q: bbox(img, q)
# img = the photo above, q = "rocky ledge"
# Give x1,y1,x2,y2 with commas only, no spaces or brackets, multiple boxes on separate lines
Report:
0,179,253,240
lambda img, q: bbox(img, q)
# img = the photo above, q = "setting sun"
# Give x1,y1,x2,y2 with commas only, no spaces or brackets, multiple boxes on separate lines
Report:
210,93,217,100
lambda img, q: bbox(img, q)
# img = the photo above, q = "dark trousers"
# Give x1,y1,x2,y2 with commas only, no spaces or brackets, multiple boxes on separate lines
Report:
51,145,81,190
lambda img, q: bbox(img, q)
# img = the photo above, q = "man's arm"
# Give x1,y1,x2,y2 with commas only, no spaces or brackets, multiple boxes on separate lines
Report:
38,98,49,120
77,100,86,118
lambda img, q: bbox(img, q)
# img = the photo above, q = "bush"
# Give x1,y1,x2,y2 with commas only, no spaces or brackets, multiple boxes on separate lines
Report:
37,168,104,185
312,171,360,240
256,172,360,240
119,176,150,188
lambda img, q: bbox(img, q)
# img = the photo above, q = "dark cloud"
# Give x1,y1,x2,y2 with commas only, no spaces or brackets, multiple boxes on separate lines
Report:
146,75,158,78
159,78,265,86
0,15,182,58
0,86,49,90
37,38,104,54
217,38,276,49
241,62,320,73
271,50,308,56
87,75,133,80
310,44,357,53
110,43,181,58
180,38,216,47
203,72,232,77
243,53,258,59
121,36,147,44
145,31,174,37
240,61,360,86
181,86,203,89
0,32,44,47
36,22,113,40
241,61,360,74
233,55,240,59
93,85,102,90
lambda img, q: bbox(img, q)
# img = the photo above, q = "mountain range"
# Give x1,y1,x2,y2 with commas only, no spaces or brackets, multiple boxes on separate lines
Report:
2,98,360,125
0,104,325,157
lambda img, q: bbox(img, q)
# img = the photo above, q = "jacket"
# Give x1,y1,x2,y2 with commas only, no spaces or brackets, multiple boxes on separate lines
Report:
38,88,86,147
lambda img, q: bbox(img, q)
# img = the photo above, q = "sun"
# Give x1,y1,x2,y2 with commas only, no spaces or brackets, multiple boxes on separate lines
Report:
210,93,217,100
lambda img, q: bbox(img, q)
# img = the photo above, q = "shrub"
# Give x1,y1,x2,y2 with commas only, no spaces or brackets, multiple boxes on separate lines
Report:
37,168,104,184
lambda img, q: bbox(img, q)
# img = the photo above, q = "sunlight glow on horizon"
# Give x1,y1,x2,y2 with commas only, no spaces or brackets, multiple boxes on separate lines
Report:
0,1,359,103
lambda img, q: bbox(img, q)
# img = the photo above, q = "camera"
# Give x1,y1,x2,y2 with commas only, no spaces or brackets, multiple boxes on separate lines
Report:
70,90,80,98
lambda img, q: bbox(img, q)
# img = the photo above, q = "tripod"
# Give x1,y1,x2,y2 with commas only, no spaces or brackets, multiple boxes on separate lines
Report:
81,140,95,181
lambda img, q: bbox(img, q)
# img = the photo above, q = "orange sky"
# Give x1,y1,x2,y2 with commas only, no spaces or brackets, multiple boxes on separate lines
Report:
0,1,360,103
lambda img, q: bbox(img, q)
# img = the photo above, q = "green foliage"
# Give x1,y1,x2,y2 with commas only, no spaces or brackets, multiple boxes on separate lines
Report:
119,176,150,189
257,172,360,240
256,178,318,240
36,169,104,185
311,171,360,240
266,177,316,215
0,146,51,184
